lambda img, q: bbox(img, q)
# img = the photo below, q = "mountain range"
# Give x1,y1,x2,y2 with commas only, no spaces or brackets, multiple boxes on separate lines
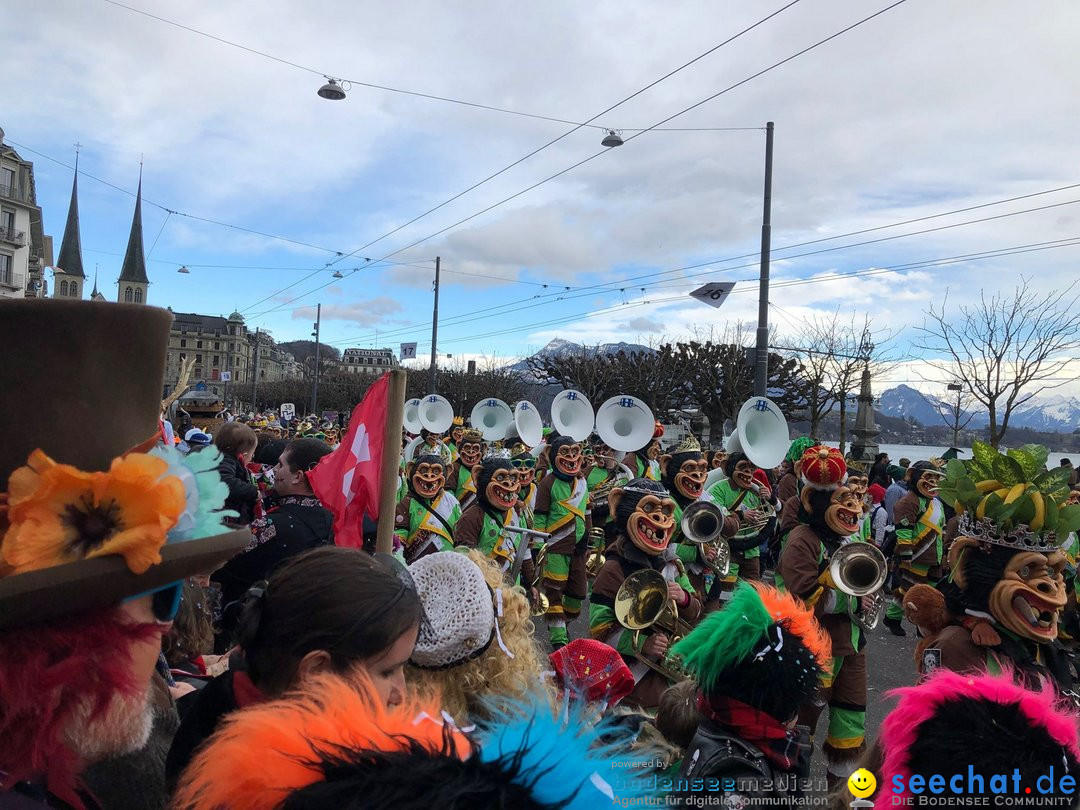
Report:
876,384,1080,433
508,341,1080,433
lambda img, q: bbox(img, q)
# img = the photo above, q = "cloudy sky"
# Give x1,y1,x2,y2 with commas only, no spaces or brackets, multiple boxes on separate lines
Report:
6,0,1080,398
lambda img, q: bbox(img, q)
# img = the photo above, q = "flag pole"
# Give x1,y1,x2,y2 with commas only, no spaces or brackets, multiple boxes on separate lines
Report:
376,368,407,553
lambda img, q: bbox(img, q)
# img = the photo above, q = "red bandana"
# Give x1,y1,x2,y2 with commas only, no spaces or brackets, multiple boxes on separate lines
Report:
697,694,802,771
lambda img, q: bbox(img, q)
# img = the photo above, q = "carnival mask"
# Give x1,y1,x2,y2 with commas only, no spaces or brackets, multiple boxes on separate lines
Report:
555,444,583,477
988,550,1067,642
672,458,707,500
711,452,727,470
486,468,521,511
411,461,445,499
917,470,944,499
626,494,677,555
459,441,483,468
825,486,863,536
647,442,661,461
732,459,756,491
847,475,869,510
451,427,465,445
512,457,537,489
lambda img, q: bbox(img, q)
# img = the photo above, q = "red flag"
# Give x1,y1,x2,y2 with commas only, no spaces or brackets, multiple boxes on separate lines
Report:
307,373,389,549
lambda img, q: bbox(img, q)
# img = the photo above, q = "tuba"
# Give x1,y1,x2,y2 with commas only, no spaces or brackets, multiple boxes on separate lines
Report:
403,398,423,435
614,568,693,682
419,394,454,434
829,541,888,631
470,397,514,441
735,396,790,470
679,501,731,578
585,527,607,579
513,400,544,448
551,390,594,441
596,395,655,456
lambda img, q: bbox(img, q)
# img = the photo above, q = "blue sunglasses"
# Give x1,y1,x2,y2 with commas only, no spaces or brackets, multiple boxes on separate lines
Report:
124,580,183,623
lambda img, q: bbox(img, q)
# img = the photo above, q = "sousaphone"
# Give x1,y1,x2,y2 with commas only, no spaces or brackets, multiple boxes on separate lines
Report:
419,394,454,434
734,396,789,470
513,400,544,448
403,398,423,435
470,397,514,441
596,395,655,455
550,390,594,442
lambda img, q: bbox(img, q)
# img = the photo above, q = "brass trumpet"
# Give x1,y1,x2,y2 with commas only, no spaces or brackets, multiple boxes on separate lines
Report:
529,542,550,618
614,568,692,682
680,501,731,578
829,541,888,631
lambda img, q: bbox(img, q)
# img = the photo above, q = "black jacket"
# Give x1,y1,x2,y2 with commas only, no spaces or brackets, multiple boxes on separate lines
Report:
210,495,333,642
217,453,259,525
165,671,242,793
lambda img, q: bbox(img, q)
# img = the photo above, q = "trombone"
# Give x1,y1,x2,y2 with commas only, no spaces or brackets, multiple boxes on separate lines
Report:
613,568,692,682
828,541,888,631
506,526,552,617
680,501,731,578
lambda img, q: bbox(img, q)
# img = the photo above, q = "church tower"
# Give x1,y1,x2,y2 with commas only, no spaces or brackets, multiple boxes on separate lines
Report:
117,169,149,304
53,152,85,299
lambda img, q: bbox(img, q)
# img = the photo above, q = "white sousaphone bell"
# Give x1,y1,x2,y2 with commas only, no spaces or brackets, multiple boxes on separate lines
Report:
513,400,544,447
721,396,790,469
419,394,454,434
596,394,655,454
470,397,514,441
403,398,423,435
550,389,594,442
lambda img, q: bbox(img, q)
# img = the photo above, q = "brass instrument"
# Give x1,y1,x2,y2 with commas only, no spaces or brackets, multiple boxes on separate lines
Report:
829,541,888,631
587,457,635,502
680,501,731,578
729,483,776,548
585,527,607,579
529,541,550,617
613,568,692,682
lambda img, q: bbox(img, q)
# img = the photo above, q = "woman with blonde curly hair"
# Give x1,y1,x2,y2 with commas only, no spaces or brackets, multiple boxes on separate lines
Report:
406,550,554,726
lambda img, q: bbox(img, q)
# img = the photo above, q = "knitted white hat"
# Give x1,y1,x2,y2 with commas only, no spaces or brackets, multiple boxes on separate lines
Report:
409,551,513,669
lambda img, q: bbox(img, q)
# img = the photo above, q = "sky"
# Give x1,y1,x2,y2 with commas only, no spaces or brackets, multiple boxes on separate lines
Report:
6,0,1080,402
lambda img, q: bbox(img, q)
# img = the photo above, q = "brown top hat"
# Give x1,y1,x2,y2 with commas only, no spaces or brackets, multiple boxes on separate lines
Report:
0,300,247,630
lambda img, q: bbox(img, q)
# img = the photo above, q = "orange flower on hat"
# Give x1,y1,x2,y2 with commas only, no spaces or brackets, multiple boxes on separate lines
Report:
2,449,186,576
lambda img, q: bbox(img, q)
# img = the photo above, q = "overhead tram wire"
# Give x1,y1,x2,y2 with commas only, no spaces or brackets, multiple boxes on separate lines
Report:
395,236,1080,349
6,139,346,256
323,189,1080,347
240,0,803,311
100,0,779,134
252,0,909,317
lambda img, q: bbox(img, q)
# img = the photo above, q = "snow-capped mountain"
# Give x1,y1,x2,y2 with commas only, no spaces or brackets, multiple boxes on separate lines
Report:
876,384,1080,432
505,339,654,379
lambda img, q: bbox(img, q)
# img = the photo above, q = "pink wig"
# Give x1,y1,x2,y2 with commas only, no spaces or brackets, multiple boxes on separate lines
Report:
0,607,162,808
879,668,1080,803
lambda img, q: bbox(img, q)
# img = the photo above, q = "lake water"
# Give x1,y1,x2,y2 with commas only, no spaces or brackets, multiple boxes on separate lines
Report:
827,442,1075,469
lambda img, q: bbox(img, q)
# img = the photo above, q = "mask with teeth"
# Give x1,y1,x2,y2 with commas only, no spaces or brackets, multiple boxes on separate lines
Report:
610,479,677,556
474,458,521,512
660,452,707,506
824,486,864,537
408,455,446,500
950,538,1068,644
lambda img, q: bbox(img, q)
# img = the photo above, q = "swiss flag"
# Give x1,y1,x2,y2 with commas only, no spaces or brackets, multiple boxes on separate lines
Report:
307,373,389,549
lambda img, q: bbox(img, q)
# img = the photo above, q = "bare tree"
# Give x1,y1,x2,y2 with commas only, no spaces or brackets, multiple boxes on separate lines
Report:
784,312,896,452
935,383,976,448
916,280,1080,447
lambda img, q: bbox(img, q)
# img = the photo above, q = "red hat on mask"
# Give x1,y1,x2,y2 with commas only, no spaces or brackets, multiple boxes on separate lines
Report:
799,446,846,491
868,483,886,504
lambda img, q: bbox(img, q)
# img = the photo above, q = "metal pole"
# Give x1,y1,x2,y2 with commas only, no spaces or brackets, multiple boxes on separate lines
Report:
428,256,440,393
753,121,774,397
954,388,961,448
311,303,321,416
249,327,259,411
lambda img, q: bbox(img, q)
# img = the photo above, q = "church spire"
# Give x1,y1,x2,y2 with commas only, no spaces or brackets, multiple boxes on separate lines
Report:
55,151,85,279
90,264,106,301
118,166,148,285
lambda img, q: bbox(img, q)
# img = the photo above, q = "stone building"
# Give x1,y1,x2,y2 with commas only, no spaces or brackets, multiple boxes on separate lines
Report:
0,128,51,299
340,347,398,374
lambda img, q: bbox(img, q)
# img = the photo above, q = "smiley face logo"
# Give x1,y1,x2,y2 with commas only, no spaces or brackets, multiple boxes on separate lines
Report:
848,768,877,799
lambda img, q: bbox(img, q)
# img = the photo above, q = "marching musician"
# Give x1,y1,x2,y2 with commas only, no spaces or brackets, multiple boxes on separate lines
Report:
589,478,702,710
510,449,538,528
394,452,462,564
449,428,485,511
662,436,739,609
447,415,465,463
703,452,771,584
775,446,869,791
454,455,536,591
534,435,591,650
586,439,620,537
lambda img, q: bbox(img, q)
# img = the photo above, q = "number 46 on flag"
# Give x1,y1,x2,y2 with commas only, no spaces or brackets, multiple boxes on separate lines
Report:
689,282,735,309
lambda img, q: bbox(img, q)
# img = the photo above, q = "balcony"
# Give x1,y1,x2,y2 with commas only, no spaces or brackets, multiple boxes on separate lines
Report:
0,225,25,246
0,185,29,203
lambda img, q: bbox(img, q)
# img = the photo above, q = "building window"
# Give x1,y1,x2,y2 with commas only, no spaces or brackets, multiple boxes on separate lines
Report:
196,340,203,349
214,341,220,350
180,338,187,348
194,367,202,378
59,279,68,296
134,287,142,303
124,286,133,302
196,354,202,363
213,355,219,365
0,253,10,286
71,282,78,297
179,353,186,361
